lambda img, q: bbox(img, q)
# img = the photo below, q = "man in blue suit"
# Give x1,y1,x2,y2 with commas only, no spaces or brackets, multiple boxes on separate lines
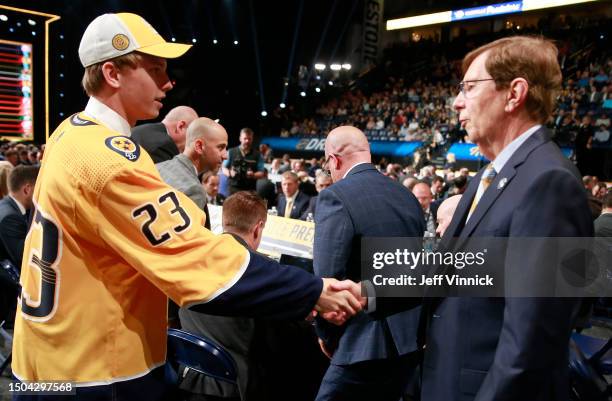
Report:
420,36,594,401
313,126,425,401
277,171,311,219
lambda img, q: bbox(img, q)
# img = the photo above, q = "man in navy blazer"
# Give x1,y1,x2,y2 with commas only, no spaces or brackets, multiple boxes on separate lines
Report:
277,171,311,219
131,106,198,164
0,165,38,327
313,126,425,401
420,36,593,401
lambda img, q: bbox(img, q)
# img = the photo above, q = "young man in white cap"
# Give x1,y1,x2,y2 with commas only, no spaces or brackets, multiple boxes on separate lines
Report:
11,12,362,400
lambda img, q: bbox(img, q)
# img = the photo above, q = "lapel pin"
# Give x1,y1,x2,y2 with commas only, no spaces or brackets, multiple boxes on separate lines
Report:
497,178,508,190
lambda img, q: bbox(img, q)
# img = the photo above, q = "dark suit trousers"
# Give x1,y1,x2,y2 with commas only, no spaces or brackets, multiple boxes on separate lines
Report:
315,352,419,401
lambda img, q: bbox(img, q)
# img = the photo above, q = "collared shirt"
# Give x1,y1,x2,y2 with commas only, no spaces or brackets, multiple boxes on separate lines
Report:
284,190,299,205
83,96,131,136
466,124,541,224
423,207,436,234
8,194,26,215
343,162,369,179
491,124,541,173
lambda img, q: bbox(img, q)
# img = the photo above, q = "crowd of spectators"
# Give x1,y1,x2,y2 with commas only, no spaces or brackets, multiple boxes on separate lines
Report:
266,16,611,178
0,142,43,198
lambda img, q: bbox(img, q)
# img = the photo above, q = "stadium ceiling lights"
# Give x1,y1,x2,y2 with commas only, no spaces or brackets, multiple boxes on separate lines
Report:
386,0,600,30
330,64,341,71
314,63,326,71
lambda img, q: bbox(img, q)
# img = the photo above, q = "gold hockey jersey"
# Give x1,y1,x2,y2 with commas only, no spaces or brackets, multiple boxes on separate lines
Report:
13,112,250,385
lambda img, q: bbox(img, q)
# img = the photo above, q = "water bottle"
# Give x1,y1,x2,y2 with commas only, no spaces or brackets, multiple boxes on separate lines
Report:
268,206,278,216
423,231,436,253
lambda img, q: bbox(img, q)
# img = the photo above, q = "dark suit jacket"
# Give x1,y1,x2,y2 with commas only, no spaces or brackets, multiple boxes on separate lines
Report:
300,195,318,220
421,127,593,401
594,213,612,237
277,191,310,220
0,196,29,268
314,163,425,365
207,193,226,206
131,122,179,164
256,178,277,209
0,196,28,327
179,235,254,400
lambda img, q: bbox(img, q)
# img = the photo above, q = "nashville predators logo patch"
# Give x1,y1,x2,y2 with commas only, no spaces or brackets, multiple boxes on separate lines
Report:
105,136,140,162
112,34,130,51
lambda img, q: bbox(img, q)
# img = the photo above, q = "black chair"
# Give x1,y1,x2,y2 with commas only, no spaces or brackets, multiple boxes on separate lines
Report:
569,335,612,401
572,332,612,375
165,328,237,386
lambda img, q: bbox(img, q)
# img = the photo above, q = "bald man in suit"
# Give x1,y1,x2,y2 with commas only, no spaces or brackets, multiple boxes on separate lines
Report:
132,105,198,163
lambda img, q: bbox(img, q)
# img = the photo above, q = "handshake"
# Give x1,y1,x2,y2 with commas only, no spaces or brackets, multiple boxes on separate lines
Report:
314,278,367,325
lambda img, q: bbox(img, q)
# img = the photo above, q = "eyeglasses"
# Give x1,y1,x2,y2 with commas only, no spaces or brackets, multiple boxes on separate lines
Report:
457,78,496,97
322,153,340,176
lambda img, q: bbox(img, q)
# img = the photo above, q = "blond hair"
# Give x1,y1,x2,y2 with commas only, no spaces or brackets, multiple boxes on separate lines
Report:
81,52,142,96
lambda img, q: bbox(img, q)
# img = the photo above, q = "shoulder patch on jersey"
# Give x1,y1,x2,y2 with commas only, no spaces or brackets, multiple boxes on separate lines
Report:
70,113,98,126
105,136,141,162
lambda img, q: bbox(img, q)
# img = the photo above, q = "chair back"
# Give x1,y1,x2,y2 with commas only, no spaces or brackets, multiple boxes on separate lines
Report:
568,337,611,401
166,328,237,384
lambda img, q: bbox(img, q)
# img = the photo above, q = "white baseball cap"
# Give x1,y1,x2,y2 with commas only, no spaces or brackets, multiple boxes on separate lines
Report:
78,12,191,67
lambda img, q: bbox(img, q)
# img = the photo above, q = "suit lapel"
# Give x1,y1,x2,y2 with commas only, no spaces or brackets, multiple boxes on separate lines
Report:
459,167,516,239
455,127,550,246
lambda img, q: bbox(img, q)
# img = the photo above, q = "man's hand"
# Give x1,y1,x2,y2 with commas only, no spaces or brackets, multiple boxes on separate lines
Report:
315,278,364,324
319,280,368,325
329,280,367,309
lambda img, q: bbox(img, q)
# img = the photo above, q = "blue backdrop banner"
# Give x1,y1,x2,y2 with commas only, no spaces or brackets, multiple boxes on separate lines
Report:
262,137,424,157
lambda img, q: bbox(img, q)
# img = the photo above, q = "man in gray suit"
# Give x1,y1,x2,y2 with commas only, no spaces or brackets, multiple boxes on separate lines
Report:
156,117,229,327
132,105,198,163
156,117,228,214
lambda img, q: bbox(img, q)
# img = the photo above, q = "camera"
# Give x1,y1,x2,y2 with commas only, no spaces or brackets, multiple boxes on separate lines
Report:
232,159,250,180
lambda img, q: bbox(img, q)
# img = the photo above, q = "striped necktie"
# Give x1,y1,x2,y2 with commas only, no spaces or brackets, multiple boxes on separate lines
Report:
467,163,497,221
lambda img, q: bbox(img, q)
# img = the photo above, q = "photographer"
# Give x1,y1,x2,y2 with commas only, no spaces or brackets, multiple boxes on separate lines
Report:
223,127,265,194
